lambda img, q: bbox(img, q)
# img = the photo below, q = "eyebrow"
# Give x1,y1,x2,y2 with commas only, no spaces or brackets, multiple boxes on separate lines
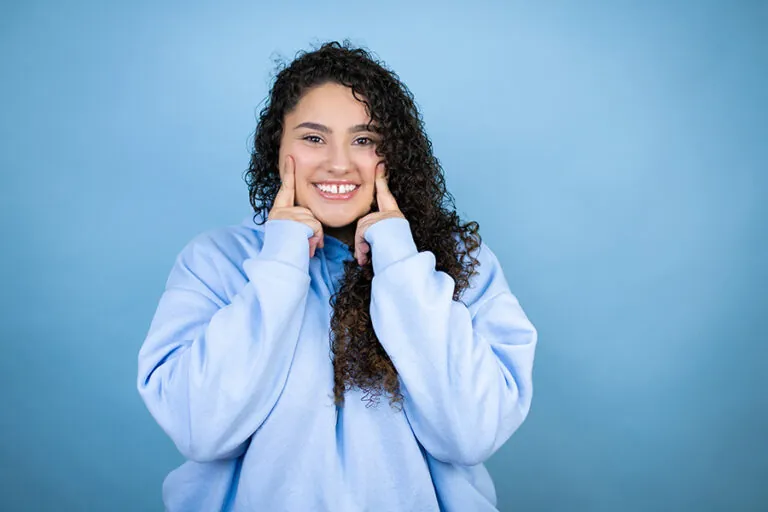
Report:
293,122,378,134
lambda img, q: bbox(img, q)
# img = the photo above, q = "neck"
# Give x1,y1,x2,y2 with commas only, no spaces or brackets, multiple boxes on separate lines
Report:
324,223,356,247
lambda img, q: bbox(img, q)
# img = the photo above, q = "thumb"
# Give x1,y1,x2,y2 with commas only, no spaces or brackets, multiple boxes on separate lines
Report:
375,162,398,212
274,155,296,208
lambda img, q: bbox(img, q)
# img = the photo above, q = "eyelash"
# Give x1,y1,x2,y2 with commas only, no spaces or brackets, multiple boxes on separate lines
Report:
302,135,375,146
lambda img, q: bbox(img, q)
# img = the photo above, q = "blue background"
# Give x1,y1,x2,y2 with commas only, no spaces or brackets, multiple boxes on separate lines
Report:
1,1,766,510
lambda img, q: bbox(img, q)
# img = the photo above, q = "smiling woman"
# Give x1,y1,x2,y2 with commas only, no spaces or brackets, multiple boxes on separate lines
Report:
276,82,392,251
137,40,538,512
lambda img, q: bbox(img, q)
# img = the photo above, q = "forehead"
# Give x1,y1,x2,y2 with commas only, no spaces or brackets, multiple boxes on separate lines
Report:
288,82,371,124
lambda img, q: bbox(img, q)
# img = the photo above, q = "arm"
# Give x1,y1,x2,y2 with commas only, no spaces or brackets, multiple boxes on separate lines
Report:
137,219,314,462
365,218,538,466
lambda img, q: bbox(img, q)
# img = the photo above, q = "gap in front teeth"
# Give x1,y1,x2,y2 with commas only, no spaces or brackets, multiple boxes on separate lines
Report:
316,184,357,194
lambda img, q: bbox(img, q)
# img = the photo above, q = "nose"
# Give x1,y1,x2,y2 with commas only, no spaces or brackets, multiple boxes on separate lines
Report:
327,141,352,174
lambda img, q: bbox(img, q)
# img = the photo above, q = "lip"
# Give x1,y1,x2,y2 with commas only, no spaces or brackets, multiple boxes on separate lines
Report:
313,183,360,201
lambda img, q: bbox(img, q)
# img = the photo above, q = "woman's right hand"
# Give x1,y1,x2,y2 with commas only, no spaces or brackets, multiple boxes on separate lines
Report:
267,155,325,258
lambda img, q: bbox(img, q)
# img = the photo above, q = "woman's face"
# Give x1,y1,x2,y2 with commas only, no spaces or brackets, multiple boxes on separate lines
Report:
278,82,381,230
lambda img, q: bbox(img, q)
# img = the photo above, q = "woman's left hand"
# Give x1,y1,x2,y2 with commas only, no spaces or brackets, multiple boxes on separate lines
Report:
354,163,405,266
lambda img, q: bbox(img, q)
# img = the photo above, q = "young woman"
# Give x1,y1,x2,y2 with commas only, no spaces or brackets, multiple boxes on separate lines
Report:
138,41,538,511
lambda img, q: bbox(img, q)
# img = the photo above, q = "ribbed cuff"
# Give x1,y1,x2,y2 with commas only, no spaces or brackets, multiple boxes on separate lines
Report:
257,219,314,272
364,217,418,274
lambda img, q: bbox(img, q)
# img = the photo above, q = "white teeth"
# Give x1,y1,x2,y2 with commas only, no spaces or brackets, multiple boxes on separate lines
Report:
316,184,357,194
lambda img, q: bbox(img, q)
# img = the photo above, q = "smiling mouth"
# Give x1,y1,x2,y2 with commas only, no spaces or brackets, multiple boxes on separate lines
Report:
313,183,359,200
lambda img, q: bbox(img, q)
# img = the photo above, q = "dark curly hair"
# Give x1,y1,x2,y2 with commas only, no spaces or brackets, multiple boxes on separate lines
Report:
244,40,482,409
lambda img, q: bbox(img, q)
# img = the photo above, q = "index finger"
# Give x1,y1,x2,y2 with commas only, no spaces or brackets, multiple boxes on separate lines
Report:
375,162,399,212
273,155,296,208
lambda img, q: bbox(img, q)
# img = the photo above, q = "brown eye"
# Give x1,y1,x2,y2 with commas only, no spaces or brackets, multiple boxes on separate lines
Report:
303,135,323,144
354,137,374,146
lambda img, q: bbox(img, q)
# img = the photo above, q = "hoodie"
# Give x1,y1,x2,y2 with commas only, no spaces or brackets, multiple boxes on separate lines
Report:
137,212,537,511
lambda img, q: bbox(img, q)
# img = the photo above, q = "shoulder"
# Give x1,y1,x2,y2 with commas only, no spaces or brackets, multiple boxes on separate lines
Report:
165,212,268,302
181,213,265,259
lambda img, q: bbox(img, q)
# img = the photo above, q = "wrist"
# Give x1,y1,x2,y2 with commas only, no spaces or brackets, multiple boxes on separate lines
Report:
258,219,314,272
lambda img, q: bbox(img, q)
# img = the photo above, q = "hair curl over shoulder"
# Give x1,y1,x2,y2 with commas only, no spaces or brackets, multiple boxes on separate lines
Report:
244,40,481,409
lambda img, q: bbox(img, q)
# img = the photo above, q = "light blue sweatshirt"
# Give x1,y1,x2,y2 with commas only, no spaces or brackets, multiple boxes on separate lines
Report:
137,212,537,511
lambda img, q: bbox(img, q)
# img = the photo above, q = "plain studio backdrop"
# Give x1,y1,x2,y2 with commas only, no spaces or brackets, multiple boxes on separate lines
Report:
1,1,766,511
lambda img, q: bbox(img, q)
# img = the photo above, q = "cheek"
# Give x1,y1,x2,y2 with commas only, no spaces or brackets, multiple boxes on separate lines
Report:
281,144,317,195
280,140,318,171
358,151,378,178
291,145,324,174
360,162,378,192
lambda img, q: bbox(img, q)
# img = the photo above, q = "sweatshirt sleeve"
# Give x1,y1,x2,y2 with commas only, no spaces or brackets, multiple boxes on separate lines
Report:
137,219,315,463
364,217,538,467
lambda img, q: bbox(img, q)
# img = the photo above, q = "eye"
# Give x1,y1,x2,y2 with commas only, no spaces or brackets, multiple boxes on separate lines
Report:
303,135,323,144
354,137,375,146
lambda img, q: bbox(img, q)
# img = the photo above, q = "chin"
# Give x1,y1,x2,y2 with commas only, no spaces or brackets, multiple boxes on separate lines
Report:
314,211,360,228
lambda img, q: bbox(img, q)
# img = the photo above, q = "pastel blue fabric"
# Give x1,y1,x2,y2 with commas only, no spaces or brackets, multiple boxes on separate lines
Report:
137,212,538,511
